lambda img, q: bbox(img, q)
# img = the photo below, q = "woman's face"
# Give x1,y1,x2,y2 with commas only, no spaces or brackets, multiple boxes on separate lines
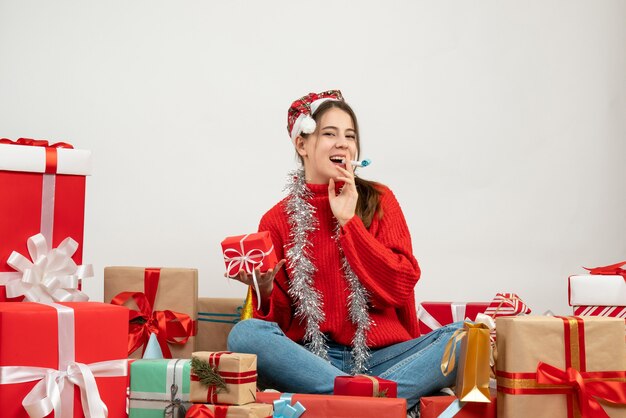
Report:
296,107,358,184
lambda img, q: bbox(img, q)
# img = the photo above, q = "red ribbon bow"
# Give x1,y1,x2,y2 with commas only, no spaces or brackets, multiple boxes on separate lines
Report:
111,268,195,358
584,261,626,281
536,362,626,418
0,137,74,149
186,405,229,418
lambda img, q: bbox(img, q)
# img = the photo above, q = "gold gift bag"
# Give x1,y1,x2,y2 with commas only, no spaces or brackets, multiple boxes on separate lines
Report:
442,322,492,403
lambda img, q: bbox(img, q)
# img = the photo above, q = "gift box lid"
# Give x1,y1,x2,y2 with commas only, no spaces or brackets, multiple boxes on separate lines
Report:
568,275,626,306
0,142,92,175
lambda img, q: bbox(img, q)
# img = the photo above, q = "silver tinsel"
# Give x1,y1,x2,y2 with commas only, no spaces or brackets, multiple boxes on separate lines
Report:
285,169,328,359
335,224,373,375
284,169,373,373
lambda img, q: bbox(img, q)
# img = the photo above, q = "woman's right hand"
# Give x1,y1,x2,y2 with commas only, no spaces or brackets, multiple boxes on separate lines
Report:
226,259,286,301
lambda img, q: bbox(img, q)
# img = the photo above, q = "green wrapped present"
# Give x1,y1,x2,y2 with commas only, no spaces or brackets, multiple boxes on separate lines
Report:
129,358,191,418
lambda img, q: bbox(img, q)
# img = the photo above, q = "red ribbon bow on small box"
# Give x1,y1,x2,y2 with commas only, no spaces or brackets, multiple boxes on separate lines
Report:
111,268,195,358
584,261,626,281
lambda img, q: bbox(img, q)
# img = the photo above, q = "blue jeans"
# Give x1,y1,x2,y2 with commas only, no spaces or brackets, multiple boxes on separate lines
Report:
227,319,463,410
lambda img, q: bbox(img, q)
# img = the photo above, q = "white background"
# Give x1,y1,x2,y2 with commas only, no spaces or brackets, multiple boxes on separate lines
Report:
1,1,624,315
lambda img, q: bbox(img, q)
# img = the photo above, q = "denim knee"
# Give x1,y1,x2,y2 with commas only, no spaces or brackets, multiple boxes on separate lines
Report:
227,318,269,352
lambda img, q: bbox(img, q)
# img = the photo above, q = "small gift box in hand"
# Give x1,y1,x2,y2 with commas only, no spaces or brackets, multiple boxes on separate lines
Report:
221,232,278,309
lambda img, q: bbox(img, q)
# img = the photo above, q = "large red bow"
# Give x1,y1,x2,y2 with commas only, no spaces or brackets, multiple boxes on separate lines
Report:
536,362,626,418
111,269,195,358
584,261,626,281
0,137,74,149
111,291,194,358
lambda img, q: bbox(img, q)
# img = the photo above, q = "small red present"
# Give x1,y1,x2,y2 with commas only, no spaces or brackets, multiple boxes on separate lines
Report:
334,375,397,398
256,392,406,418
417,302,490,334
0,138,92,301
221,232,277,277
420,391,496,418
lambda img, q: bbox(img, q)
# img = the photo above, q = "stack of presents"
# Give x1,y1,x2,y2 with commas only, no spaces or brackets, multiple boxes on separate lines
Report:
0,137,624,417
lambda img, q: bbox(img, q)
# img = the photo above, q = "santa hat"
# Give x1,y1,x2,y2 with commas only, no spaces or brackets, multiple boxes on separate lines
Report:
287,90,344,143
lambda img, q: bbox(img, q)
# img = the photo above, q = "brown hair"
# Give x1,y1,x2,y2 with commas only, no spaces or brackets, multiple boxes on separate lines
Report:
298,100,382,228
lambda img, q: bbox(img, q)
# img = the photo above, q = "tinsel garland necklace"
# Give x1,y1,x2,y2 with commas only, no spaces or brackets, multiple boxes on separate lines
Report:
284,169,373,374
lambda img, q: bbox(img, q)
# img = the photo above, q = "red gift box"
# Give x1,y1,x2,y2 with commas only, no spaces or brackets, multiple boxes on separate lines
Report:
417,302,490,334
419,391,497,418
256,392,406,418
221,232,277,277
0,302,128,417
0,138,92,301
334,375,397,398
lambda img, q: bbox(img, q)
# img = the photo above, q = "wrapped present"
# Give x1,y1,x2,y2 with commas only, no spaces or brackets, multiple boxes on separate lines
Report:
483,293,531,317
417,302,490,334
0,138,92,301
197,297,244,352
221,232,277,310
190,351,257,405
186,403,273,418
256,392,407,418
334,375,397,398
105,266,198,359
221,232,277,277
0,302,128,417
496,316,626,417
419,390,497,418
573,305,626,320
129,358,191,417
568,261,626,306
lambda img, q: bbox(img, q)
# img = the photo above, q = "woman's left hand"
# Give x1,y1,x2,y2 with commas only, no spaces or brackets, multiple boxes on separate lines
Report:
329,164,358,226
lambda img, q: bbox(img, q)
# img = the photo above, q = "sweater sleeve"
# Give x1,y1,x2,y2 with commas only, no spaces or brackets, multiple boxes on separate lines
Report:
251,208,295,330
338,187,420,308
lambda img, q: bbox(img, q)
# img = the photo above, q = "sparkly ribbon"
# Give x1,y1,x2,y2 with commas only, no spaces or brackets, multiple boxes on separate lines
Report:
0,303,127,417
584,261,626,281
190,352,257,404
223,234,275,310
496,316,626,418
4,233,92,302
417,302,467,332
111,268,195,358
273,393,306,418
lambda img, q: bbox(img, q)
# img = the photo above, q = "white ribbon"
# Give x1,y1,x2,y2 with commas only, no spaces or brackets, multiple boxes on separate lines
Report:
223,234,274,310
0,303,128,417
3,233,92,302
417,302,468,332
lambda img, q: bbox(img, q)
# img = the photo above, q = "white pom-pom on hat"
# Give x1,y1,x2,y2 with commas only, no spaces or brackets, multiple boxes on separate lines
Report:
300,115,317,134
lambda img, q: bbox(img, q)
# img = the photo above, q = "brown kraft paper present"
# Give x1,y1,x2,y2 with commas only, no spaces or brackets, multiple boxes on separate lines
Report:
496,316,626,418
104,266,198,359
190,351,257,405
197,297,244,352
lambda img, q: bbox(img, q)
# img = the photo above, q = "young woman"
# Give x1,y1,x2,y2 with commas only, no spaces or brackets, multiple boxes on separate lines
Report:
227,90,461,410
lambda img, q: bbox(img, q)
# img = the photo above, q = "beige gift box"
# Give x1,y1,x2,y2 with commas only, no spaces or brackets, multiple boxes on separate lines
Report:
496,316,626,418
104,266,198,358
190,351,257,406
187,403,273,418
196,297,244,352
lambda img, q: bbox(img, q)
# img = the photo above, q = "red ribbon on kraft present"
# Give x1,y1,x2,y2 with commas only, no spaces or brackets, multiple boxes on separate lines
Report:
496,316,626,418
584,261,626,281
185,404,232,418
190,351,257,404
111,268,195,358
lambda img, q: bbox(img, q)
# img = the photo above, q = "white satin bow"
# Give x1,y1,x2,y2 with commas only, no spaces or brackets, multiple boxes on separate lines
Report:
4,233,92,302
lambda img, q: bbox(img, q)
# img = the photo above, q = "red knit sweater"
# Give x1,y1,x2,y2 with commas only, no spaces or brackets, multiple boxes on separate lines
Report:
253,182,421,348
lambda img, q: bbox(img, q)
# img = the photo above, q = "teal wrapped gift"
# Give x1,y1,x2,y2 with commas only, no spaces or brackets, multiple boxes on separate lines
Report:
129,358,191,417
